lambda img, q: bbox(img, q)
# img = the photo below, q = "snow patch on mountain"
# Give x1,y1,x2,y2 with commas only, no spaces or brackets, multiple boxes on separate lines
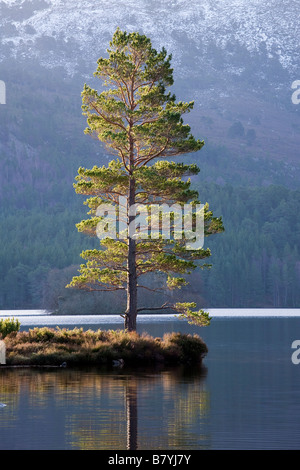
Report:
0,0,299,75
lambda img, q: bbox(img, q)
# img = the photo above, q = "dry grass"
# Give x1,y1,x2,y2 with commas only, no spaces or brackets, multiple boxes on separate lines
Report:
3,327,208,367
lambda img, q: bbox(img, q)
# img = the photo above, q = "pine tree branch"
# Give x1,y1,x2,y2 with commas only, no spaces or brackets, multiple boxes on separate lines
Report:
87,98,127,132
137,302,175,313
136,284,164,292
71,285,125,292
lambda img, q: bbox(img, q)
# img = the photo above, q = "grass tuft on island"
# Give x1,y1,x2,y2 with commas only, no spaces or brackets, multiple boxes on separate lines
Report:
2,327,208,367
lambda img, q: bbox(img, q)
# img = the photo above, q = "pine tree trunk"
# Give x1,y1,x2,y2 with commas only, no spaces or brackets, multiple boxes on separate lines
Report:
125,176,137,332
126,236,137,331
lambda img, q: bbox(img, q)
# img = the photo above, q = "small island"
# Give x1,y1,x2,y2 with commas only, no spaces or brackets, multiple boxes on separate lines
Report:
2,326,208,368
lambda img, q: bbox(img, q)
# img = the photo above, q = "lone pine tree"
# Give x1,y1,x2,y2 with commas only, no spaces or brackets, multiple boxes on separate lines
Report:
67,29,224,331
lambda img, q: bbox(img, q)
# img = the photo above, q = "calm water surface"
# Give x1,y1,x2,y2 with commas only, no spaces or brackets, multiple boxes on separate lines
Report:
0,309,300,450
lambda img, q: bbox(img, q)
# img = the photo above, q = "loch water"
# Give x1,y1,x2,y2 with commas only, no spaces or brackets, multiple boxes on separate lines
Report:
0,309,300,450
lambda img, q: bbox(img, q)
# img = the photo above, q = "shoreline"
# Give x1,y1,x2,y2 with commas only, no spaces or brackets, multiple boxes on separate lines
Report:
1,308,300,318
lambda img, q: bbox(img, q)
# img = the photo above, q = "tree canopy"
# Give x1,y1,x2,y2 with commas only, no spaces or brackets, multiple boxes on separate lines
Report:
66,29,224,331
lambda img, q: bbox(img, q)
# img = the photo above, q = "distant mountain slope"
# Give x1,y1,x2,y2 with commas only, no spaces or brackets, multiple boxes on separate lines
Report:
0,0,299,174
1,0,299,73
0,1,300,310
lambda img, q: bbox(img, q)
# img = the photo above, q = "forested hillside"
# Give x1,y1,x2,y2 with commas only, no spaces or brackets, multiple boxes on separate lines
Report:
0,0,299,313
199,184,300,308
0,181,299,311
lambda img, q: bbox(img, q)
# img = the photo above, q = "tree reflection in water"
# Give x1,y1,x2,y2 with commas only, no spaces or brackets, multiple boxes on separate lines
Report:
0,365,209,450
126,380,138,450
